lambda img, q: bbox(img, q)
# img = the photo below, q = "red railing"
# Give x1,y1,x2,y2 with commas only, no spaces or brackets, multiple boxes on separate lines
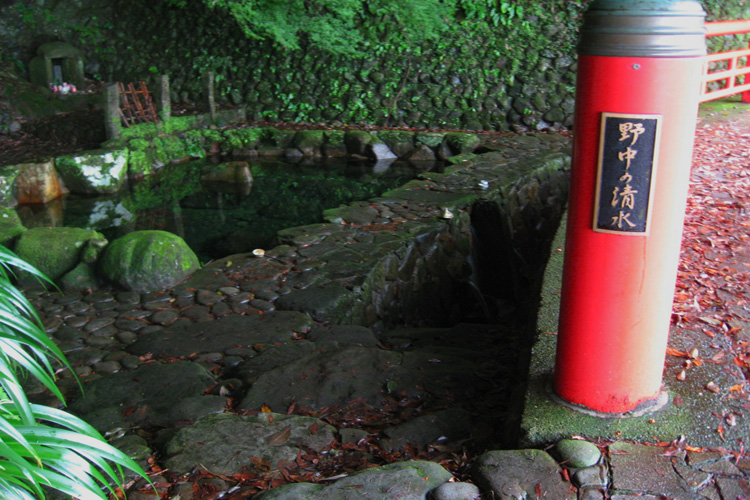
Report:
701,20,750,103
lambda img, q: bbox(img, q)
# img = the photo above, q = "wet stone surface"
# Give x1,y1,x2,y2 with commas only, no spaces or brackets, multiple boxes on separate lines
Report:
29,139,581,499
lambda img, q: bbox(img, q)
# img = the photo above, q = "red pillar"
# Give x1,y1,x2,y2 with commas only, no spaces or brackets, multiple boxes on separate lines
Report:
553,0,707,415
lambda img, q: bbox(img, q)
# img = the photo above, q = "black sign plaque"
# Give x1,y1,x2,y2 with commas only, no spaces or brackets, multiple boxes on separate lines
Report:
593,112,662,235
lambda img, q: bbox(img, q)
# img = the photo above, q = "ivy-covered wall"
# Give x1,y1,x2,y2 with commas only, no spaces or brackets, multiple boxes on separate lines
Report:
1,0,748,133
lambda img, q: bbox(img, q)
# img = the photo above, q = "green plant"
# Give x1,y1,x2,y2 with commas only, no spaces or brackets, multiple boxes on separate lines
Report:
0,246,150,499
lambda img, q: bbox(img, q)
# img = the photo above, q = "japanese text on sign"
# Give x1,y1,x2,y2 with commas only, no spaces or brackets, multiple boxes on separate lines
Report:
593,113,662,235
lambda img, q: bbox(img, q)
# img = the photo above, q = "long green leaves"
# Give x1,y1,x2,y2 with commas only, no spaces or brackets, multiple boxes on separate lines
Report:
0,245,151,499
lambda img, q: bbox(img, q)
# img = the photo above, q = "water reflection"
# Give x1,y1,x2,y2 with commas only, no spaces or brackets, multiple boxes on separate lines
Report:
16,157,441,262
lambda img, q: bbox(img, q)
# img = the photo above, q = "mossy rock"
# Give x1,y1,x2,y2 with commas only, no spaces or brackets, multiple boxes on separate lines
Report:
445,132,481,154
15,227,107,286
99,230,200,293
151,136,191,164
221,128,264,152
344,130,373,155
60,262,99,292
324,130,345,147
293,130,325,155
262,128,296,149
55,148,128,195
323,130,347,158
120,122,161,140
162,115,198,134
0,208,26,248
127,150,153,179
0,166,20,207
415,132,444,148
377,131,415,158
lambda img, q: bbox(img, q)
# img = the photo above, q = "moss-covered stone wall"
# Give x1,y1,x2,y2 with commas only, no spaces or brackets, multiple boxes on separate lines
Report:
1,0,747,133
3,0,583,131
104,1,583,131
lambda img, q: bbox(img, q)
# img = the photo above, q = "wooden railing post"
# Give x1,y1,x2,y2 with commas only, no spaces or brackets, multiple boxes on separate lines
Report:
701,19,750,102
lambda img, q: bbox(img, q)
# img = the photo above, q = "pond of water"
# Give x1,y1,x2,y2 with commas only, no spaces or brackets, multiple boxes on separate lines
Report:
16,157,442,262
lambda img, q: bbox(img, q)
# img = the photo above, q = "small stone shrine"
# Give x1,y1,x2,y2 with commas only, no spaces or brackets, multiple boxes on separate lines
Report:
29,41,84,89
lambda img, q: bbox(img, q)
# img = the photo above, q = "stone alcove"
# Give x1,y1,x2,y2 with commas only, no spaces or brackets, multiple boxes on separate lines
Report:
29,41,84,88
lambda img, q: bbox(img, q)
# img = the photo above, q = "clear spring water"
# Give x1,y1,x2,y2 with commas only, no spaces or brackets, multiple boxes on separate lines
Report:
16,157,442,262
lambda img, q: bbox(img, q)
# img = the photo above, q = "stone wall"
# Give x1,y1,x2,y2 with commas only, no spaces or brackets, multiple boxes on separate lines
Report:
266,135,572,329
1,0,582,132
2,1,746,136
352,148,571,328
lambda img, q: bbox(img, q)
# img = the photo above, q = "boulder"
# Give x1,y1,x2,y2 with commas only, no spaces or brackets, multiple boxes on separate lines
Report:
473,449,576,500
99,230,199,292
164,412,337,475
415,132,444,148
0,165,20,207
15,227,107,286
323,130,347,158
344,130,373,156
59,261,99,292
0,208,26,248
445,132,481,154
15,160,67,204
378,130,416,158
368,142,398,160
69,361,222,430
55,147,128,195
407,144,437,162
293,129,325,156
254,461,451,500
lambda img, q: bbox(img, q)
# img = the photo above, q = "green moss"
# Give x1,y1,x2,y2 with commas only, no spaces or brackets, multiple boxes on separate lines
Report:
0,207,26,249
120,122,160,140
15,227,106,284
324,130,345,147
127,139,151,152
293,130,325,150
99,230,199,293
221,128,264,151
127,150,153,178
415,132,444,148
162,115,198,134
151,136,190,163
0,166,20,207
445,132,480,154
377,130,414,151
262,128,296,148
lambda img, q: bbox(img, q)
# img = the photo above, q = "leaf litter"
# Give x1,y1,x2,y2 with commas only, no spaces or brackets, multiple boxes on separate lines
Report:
669,103,750,449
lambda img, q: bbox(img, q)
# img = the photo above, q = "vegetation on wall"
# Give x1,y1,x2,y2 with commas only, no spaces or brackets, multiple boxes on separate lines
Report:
1,0,748,133
164,0,579,59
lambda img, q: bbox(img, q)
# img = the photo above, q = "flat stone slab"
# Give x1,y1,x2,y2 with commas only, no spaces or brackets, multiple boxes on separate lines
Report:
472,449,576,500
237,344,404,411
254,460,452,500
126,311,314,357
69,361,224,428
237,343,481,411
164,412,337,475
274,281,354,322
609,442,700,498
